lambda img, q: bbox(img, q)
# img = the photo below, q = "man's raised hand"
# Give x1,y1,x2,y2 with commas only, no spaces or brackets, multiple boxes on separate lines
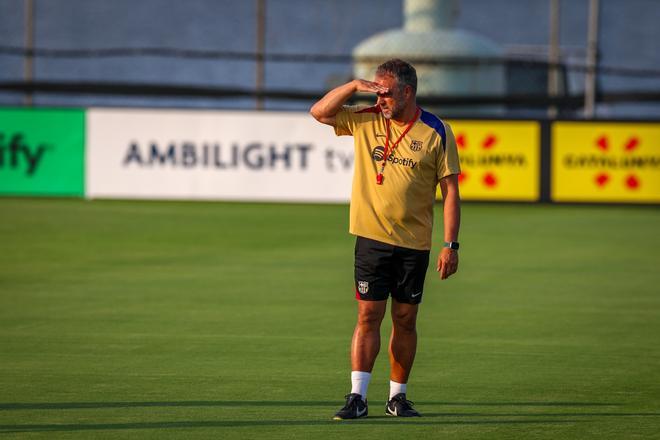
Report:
310,79,389,127
354,79,389,95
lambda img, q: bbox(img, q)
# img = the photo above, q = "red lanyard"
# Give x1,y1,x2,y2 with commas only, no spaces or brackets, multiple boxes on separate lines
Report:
377,107,420,185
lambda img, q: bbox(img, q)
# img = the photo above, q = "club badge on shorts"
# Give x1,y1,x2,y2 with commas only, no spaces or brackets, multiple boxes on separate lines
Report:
357,281,369,294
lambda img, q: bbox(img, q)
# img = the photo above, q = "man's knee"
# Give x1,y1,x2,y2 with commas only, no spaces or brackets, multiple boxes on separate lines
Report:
392,305,418,332
357,302,386,329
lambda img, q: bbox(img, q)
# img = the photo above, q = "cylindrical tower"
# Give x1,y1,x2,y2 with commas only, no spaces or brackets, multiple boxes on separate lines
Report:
353,0,505,114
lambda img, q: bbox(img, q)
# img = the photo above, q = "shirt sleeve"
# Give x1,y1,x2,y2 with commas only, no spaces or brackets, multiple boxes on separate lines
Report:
437,121,462,180
334,105,366,137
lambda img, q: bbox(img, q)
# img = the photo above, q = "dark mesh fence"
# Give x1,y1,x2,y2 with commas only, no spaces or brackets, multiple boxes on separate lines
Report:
1,0,659,117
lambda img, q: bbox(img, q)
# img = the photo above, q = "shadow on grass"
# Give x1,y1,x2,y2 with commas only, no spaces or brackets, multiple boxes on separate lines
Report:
0,418,587,433
2,400,659,433
0,400,622,411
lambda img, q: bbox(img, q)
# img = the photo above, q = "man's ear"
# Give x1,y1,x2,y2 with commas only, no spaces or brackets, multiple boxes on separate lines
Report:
404,85,413,100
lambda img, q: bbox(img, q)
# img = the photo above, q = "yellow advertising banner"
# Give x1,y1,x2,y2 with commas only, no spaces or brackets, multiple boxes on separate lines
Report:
552,122,660,203
440,120,540,201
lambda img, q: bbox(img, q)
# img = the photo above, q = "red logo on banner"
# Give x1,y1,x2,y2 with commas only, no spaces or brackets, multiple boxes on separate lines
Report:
456,133,500,188
594,135,641,190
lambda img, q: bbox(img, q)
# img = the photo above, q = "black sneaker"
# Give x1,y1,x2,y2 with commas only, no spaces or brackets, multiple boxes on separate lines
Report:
385,393,421,417
333,393,368,420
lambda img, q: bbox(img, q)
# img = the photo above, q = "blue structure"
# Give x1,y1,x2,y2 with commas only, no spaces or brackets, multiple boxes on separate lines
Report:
0,0,658,117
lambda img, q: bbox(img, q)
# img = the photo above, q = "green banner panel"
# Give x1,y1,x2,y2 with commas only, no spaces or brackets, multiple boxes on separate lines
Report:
0,108,85,196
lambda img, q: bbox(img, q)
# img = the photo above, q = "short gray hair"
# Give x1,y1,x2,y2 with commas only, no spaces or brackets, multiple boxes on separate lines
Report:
376,59,417,94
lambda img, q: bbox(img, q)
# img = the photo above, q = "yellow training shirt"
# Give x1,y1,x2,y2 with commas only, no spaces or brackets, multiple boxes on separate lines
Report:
335,105,460,250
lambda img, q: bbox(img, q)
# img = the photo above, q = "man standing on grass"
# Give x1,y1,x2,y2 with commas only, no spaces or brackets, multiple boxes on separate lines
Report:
310,59,461,419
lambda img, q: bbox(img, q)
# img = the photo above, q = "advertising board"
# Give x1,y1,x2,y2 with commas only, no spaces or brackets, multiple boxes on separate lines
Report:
552,122,660,203
0,108,85,196
86,108,355,202
446,120,540,201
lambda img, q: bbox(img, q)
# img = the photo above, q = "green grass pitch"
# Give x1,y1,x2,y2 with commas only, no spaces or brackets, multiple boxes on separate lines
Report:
0,198,659,439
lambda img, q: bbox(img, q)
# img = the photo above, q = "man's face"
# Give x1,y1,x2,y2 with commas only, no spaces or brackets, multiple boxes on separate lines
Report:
375,73,407,120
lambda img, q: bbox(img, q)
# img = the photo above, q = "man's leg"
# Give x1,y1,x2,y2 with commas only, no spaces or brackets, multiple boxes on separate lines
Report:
388,300,418,384
335,236,392,420
385,300,421,417
334,299,387,420
351,299,387,373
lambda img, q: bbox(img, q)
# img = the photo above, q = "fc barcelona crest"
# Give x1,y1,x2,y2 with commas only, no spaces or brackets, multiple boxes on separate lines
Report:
358,281,369,294
410,140,423,151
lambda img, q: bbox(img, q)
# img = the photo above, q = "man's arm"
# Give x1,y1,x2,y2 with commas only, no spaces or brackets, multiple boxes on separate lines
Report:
309,79,389,127
436,174,461,280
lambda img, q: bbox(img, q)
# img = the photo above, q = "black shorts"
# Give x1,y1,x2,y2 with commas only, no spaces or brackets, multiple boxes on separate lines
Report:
354,236,430,305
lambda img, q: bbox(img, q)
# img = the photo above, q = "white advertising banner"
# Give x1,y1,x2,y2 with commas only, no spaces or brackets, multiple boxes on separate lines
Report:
86,108,355,202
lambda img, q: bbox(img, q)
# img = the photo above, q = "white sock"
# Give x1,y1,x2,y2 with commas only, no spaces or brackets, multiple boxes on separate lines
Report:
389,380,407,399
350,371,371,400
